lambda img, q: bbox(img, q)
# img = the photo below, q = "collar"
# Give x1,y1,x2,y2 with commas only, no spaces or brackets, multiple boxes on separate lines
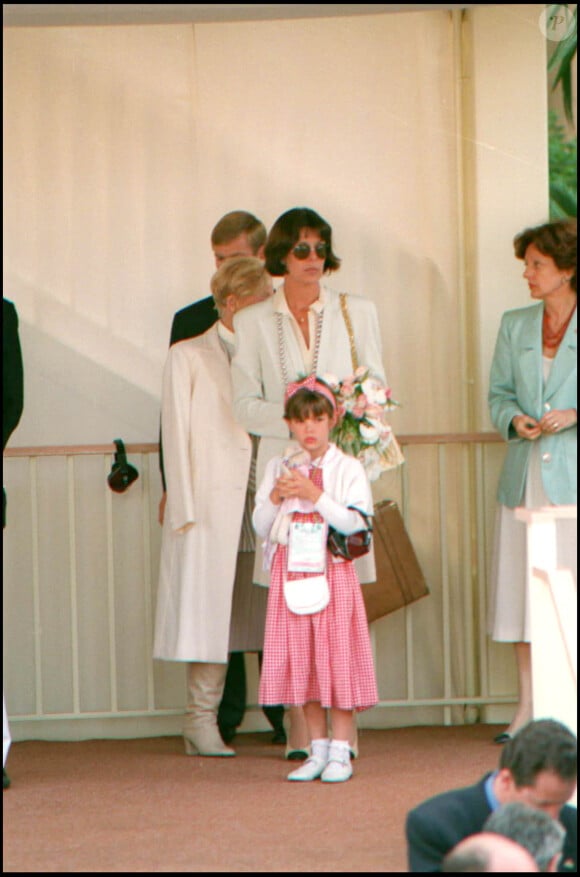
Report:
273,283,327,315
217,320,236,360
217,320,235,345
310,442,340,468
485,770,500,811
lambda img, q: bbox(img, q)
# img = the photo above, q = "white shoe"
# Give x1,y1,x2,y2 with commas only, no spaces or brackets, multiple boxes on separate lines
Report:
321,759,353,782
287,755,327,782
321,742,352,783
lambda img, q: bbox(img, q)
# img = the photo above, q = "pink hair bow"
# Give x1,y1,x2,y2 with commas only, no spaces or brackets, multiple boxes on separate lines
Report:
284,375,337,410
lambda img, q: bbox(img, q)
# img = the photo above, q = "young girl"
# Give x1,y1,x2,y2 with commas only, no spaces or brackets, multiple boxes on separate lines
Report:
253,375,378,783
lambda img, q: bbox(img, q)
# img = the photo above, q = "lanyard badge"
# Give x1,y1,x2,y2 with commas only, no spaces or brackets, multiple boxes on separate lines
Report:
287,521,326,573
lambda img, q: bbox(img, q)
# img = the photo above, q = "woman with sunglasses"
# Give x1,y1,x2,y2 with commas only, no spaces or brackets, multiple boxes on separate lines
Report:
231,206,386,761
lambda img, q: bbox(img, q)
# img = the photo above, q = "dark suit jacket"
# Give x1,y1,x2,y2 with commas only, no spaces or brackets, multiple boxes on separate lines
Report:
169,296,218,345
405,772,578,872
3,298,24,526
159,296,219,489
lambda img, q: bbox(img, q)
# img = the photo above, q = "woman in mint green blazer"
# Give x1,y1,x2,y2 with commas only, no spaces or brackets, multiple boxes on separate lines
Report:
488,219,577,745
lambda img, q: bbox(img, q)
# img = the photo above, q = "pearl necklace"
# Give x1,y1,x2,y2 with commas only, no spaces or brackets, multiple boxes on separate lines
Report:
276,309,324,388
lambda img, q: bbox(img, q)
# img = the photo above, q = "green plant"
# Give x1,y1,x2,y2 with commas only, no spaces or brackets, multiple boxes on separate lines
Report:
548,110,577,217
546,5,577,218
547,4,577,125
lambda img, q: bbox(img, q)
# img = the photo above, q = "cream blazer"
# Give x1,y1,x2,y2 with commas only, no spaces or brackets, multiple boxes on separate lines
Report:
153,326,251,662
231,284,385,584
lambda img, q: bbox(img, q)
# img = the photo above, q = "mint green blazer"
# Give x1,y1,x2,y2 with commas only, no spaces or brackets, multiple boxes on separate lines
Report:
488,302,577,508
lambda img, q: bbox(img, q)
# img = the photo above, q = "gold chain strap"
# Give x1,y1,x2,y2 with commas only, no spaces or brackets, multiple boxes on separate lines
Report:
339,293,359,371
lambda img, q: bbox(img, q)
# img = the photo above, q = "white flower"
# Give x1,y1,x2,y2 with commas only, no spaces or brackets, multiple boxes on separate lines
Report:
361,377,387,406
320,372,339,390
359,422,380,445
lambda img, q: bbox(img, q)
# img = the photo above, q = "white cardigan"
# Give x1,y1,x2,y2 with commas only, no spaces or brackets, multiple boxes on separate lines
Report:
254,443,373,544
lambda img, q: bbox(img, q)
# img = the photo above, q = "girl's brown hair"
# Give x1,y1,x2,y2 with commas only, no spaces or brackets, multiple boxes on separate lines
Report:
284,388,335,422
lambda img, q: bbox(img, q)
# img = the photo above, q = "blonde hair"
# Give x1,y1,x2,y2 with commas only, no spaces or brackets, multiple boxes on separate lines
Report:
210,256,270,314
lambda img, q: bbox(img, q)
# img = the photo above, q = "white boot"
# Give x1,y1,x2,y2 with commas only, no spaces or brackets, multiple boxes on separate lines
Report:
321,740,352,783
287,737,329,782
184,662,235,757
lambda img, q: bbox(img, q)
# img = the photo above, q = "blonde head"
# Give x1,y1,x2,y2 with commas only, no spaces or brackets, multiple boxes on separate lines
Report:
210,256,271,316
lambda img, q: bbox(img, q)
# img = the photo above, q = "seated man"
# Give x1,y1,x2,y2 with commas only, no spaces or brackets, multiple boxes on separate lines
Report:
406,719,577,872
484,801,565,872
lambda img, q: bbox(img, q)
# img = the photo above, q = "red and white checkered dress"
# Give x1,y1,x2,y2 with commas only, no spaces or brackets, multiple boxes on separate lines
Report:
258,467,378,712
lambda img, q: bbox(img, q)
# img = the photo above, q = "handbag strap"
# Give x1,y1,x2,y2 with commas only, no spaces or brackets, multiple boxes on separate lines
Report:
348,505,373,532
339,293,359,371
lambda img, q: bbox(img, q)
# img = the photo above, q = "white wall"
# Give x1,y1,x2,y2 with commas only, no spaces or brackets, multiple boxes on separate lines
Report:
466,5,549,428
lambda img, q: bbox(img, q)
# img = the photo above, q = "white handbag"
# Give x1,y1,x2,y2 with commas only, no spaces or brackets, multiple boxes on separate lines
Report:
283,575,330,615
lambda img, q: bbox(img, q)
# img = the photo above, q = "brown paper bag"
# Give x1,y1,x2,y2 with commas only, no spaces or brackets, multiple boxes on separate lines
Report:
362,499,429,623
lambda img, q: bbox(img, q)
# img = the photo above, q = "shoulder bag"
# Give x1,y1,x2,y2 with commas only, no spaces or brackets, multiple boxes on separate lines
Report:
339,296,429,622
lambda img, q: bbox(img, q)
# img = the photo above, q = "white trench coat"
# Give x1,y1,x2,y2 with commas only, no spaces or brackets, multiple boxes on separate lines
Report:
153,325,251,662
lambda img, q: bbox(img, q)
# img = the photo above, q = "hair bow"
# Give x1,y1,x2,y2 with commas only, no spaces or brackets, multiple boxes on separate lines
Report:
284,375,337,410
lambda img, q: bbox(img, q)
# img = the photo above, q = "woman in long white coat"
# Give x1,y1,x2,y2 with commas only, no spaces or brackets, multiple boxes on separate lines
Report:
154,256,273,756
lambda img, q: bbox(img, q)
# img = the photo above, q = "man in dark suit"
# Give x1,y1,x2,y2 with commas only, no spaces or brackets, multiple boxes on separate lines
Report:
159,211,285,746
406,719,577,872
3,297,24,790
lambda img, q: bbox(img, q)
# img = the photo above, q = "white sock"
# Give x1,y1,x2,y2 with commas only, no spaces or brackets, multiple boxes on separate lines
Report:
330,739,351,761
311,737,330,760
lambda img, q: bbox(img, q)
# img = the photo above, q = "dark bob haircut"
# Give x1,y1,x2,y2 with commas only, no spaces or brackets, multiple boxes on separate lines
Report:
513,219,577,292
265,207,341,277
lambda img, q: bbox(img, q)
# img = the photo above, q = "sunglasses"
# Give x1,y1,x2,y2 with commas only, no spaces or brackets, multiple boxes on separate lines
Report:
291,242,328,260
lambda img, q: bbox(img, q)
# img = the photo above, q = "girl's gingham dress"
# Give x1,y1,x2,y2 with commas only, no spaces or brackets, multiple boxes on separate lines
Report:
258,466,378,711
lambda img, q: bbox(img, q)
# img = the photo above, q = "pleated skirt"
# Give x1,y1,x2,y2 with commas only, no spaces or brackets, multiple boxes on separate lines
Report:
488,442,577,642
258,546,378,712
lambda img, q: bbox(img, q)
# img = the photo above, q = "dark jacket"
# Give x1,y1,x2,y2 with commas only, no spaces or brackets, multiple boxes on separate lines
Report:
3,298,24,526
169,296,218,345
405,772,578,872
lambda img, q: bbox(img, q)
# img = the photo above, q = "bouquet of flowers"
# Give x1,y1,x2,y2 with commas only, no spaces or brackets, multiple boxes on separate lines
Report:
321,366,404,482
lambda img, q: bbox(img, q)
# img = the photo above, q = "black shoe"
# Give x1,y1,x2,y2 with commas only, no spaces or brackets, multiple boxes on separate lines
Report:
219,725,236,745
271,727,287,745
493,732,513,745
286,748,309,761
3,769,10,790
